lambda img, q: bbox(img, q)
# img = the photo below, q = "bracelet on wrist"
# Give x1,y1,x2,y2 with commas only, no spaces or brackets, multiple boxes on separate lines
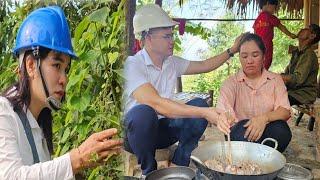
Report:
227,48,234,58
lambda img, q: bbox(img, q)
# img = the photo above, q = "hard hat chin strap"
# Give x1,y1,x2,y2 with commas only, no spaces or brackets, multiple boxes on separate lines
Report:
33,47,61,111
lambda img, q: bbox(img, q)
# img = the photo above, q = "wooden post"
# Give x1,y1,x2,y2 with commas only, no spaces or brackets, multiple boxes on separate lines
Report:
125,0,136,56
176,77,183,93
318,0,320,57
304,0,310,27
310,0,319,24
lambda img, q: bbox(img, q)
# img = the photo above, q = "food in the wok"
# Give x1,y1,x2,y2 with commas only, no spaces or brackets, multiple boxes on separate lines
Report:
204,158,263,175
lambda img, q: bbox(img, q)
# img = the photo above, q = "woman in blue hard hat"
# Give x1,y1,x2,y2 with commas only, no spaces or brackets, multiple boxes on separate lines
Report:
0,6,122,179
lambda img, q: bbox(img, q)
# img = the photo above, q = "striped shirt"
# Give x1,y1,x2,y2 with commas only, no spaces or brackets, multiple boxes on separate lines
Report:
217,69,290,122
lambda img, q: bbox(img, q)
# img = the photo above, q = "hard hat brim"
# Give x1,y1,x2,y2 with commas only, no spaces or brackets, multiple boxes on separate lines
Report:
134,20,180,35
13,44,78,60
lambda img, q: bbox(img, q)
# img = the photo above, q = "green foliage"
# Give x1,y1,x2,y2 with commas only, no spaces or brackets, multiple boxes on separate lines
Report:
181,13,244,104
270,11,303,73
136,0,154,6
173,23,212,54
0,0,125,179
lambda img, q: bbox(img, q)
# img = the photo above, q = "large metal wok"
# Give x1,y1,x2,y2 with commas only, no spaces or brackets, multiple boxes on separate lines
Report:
191,138,286,180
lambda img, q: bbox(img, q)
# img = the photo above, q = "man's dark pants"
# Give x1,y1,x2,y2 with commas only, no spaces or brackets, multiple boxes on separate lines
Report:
123,98,208,175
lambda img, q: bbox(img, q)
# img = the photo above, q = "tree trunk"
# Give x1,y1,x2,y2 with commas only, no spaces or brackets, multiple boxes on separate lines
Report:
125,0,136,56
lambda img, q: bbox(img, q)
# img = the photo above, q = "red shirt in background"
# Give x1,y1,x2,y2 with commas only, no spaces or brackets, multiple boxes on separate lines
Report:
253,11,280,70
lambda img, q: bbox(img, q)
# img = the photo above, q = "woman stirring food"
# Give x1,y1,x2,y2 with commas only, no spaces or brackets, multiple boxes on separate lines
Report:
217,33,292,152
205,33,292,175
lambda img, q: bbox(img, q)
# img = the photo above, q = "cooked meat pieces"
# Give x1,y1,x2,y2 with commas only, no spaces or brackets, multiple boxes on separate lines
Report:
204,158,224,172
204,158,263,175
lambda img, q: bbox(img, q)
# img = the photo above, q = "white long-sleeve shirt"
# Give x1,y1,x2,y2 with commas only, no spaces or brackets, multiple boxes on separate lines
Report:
0,96,74,180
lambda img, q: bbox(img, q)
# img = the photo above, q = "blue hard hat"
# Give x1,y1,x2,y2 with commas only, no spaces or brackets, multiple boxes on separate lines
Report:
13,6,77,59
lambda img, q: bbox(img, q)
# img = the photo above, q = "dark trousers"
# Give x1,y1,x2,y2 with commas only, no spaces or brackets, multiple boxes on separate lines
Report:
288,95,302,106
230,119,292,152
124,98,208,175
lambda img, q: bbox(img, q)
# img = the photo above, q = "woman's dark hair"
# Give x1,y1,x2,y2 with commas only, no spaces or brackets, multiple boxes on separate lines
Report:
1,47,54,154
239,33,266,55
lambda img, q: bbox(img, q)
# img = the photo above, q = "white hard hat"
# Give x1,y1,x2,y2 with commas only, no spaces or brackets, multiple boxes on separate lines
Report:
133,4,179,35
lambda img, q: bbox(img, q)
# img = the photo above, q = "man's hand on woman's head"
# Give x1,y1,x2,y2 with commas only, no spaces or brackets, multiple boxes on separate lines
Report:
230,32,248,54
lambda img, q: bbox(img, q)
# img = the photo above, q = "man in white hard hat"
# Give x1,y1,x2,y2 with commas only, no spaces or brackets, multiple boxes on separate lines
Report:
123,4,242,175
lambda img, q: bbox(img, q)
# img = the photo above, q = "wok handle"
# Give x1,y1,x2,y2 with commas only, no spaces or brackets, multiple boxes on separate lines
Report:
190,155,205,166
190,156,218,180
261,138,278,150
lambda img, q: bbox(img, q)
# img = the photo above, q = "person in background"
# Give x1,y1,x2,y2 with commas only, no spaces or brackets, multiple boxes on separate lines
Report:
0,6,122,179
253,0,297,70
217,33,292,153
124,4,243,176
281,24,320,106
281,24,320,130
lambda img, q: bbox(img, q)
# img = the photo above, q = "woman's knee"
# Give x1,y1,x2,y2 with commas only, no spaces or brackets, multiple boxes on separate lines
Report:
268,120,292,140
186,98,209,108
263,120,292,152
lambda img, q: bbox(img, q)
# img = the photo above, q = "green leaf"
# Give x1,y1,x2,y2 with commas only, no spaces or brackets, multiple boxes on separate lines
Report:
66,74,81,91
88,7,110,25
69,92,91,112
61,127,71,143
82,31,94,42
107,52,119,64
112,69,124,79
74,16,90,43
78,123,89,141
79,50,100,62
60,142,70,155
65,111,73,124
88,167,100,180
110,38,118,48
54,145,61,157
